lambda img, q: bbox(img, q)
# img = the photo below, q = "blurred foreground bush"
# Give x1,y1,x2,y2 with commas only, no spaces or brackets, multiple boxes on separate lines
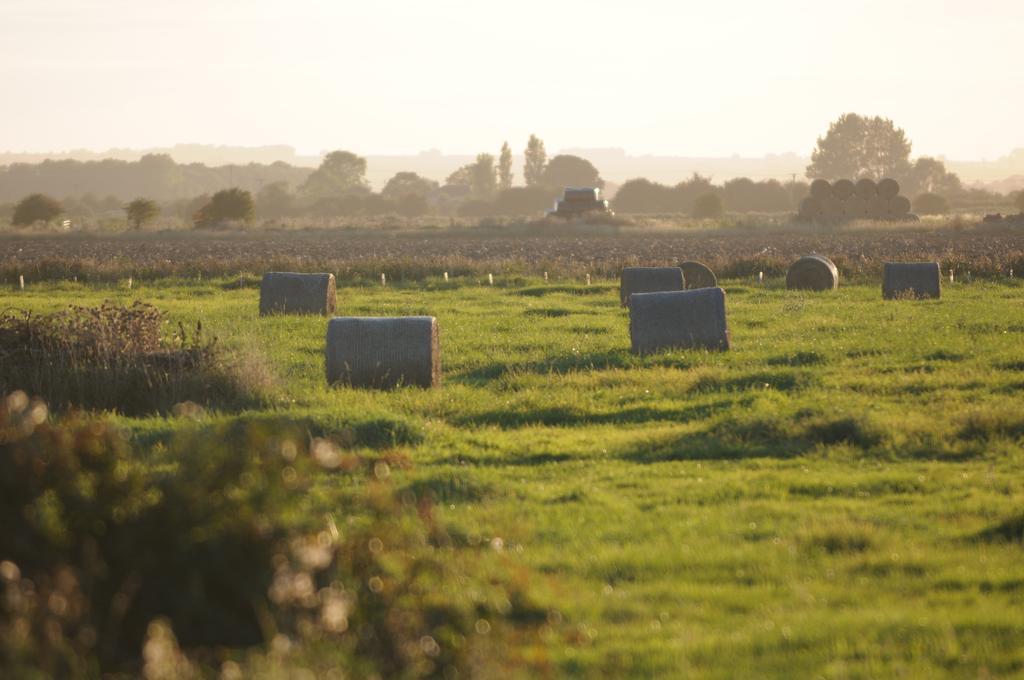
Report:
0,394,552,677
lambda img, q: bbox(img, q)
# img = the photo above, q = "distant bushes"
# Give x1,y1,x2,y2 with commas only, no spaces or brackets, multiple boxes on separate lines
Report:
0,395,552,677
194,188,254,228
12,194,62,226
913,192,950,215
613,175,806,214
0,302,271,414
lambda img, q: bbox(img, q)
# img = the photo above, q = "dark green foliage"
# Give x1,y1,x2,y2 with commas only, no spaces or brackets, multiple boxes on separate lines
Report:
194,188,254,228
0,398,552,677
0,303,266,415
975,514,1024,543
692,192,724,219
12,194,62,226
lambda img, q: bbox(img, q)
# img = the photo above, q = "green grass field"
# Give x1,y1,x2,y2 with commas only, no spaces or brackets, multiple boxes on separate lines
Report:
5,275,1024,678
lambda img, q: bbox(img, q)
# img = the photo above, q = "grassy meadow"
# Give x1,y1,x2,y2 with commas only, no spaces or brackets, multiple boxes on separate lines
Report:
4,273,1024,678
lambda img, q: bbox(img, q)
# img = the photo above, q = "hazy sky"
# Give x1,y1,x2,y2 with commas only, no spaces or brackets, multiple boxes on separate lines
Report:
1,0,1021,160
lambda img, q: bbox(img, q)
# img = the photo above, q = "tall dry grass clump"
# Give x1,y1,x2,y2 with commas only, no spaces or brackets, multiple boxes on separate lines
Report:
0,302,271,414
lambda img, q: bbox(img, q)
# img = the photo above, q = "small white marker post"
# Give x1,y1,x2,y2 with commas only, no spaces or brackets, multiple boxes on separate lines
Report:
949,269,954,284
488,273,494,286
1010,268,1015,278
381,272,386,287
19,274,24,290
544,271,548,282
127,276,133,290
586,273,591,286
758,271,764,285
444,271,449,282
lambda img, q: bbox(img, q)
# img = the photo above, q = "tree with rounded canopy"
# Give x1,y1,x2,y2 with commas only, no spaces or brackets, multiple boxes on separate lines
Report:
12,194,62,226
299,150,370,199
540,155,604,191
446,155,497,200
124,198,159,230
806,114,912,181
903,157,962,198
381,172,439,201
194,188,254,228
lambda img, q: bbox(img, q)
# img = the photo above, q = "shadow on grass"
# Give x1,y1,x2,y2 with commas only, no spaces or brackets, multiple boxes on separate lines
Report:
455,349,671,384
516,285,614,297
451,400,733,429
435,452,575,468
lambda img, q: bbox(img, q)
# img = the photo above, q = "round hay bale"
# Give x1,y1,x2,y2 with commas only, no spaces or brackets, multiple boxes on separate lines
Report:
809,179,833,201
855,178,877,200
867,195,889,220
877,178,900,200
832,179,855,200
260,272,336,316
888,195,911,218
882,262,941,300
798,197,822,221
620,267,684,307
679,261,717,289
842,196,867,220
786,255,839,291
629,288,730,354
325,316,441,389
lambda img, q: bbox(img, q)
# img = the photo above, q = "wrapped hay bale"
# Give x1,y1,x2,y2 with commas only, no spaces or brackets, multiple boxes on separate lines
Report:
786,255,839,291
842,196,867,220
832,179,855,200
679,261,718,289
629,288,730,354
810,179,833,201
798,197,822,221
325,316,440,388
888,195,911,218
882,263,941,300
877,178,900,200
867,195,889,220
855,178,877,200
620,267,684,307
260,272,336,316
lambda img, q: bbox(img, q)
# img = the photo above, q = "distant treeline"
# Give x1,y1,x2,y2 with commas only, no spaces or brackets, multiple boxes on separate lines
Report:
0,153,310,203
1,126,1021,229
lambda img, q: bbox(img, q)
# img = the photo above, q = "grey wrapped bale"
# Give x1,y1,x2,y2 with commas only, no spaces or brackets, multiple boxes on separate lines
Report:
888,195,911,218
877,178,900,200
798,197,822,221
630,288,730,354
810,179,832,201
855,178,877,200
867,195,889,220
679,261,718,289
620,267,684,307
325,316,440,389
786,255,839,291
260,272,336,316
832,179,855,200
842,196,867,219
882,263,941,300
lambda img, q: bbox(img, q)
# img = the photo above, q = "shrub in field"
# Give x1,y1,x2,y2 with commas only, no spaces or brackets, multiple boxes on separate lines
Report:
692,192,724,219
0,395,552,677
12,194,62,227
194,188,254,229
124,198,160,230
0,302,269,414
913,192,950,215
1015,190,1024,214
